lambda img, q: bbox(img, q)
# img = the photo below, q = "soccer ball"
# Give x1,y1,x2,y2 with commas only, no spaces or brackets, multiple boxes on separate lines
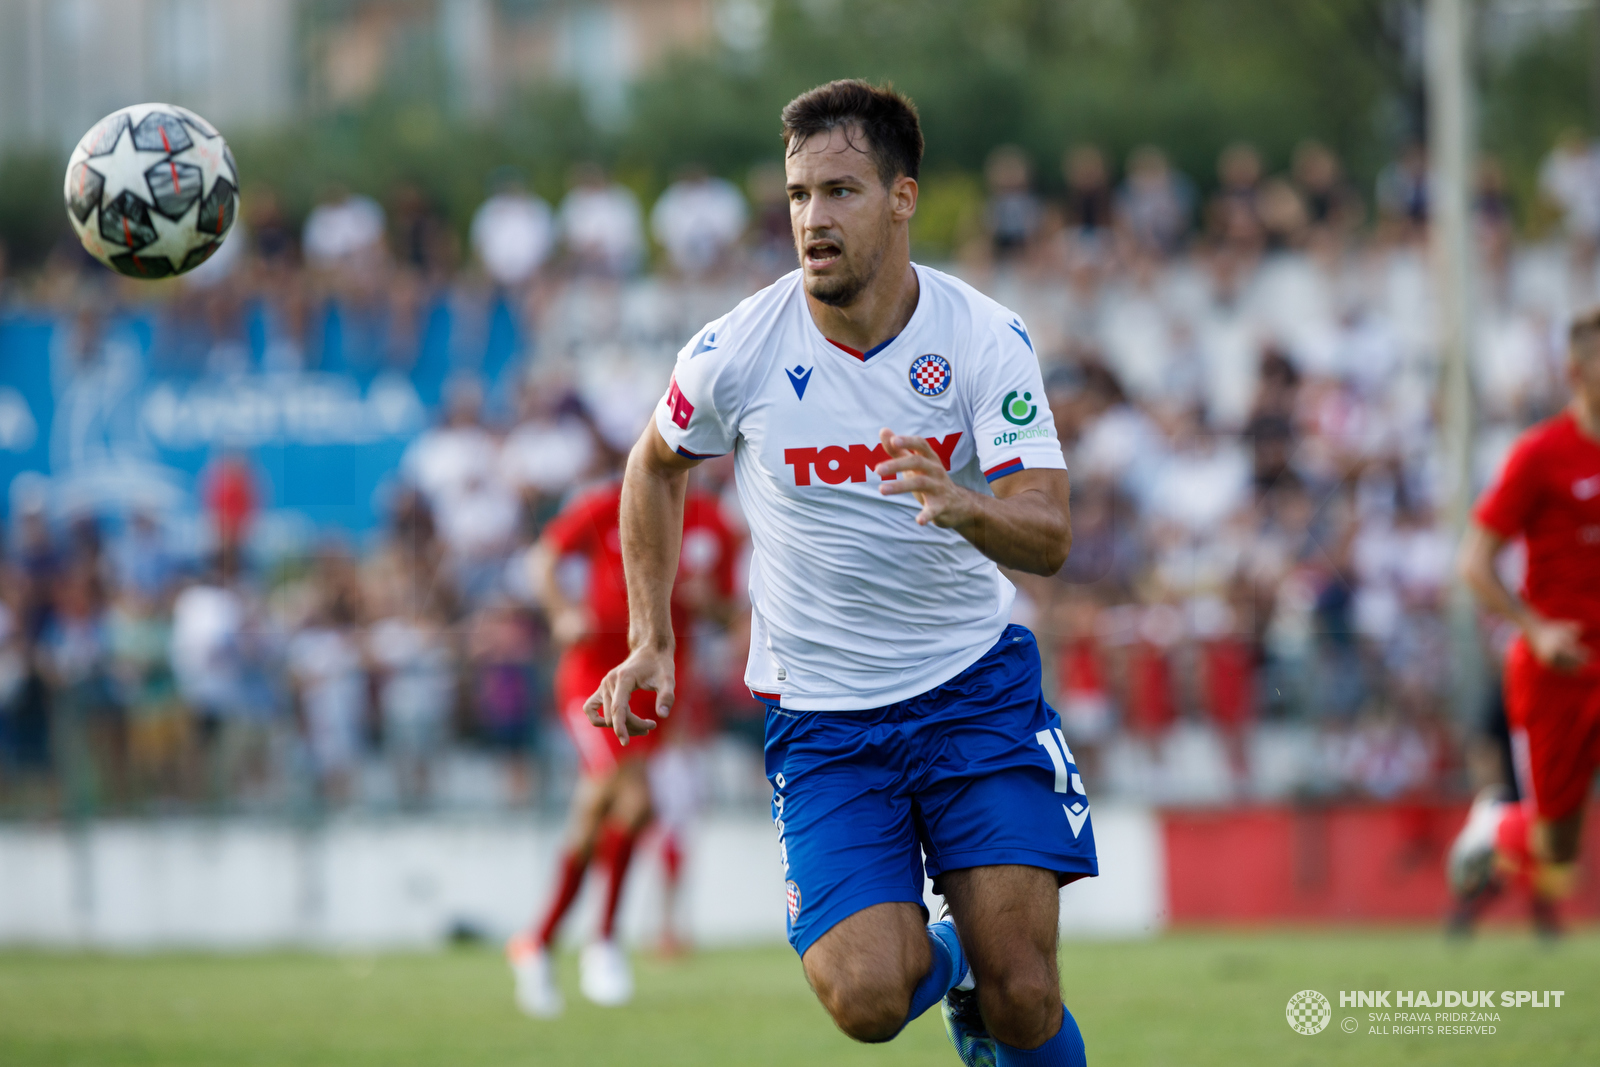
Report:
63,103,239,279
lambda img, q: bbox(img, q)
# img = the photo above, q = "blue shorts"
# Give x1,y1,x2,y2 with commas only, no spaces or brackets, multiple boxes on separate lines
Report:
764,625,1099,957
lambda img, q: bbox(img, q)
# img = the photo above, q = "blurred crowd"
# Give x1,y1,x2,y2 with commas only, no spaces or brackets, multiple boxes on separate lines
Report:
4,130,1600,816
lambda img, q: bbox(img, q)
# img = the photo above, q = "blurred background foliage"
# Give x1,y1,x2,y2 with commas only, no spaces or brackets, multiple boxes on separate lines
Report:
3,0,1598,268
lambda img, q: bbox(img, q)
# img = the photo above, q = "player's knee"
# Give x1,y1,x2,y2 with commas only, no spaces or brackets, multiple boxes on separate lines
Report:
978,964,1060,1047
808,966,911,1043
822,994,906,1043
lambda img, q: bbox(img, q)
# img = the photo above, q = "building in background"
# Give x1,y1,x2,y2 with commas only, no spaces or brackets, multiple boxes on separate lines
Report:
0,0,297,157
0,0,722,161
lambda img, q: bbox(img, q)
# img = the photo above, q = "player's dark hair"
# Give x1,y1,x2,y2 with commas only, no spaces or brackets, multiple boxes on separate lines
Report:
780,80,923,186
1570,306,1600,354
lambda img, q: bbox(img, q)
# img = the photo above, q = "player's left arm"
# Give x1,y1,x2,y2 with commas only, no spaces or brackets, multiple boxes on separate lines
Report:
875,430,1071,575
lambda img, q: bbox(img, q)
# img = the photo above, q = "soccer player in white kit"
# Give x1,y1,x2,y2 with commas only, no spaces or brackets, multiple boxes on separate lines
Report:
587,81,1095,1067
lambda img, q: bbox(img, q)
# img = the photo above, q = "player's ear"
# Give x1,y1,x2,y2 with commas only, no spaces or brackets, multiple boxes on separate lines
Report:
891,175,917,223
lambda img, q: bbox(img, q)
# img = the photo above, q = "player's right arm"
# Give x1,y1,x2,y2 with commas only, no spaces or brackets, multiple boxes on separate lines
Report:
585,426,699,743
1458,522,1588,672
588,318,743,741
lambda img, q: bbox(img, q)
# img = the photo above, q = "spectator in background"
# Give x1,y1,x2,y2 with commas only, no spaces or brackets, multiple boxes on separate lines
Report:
365,486,452,625
1291,140,1359,232
400,374,515,605
200,454,258,560
1117,145,1194,256
287,577,367,807
1375,143,1429,239
401,376,499,513
107,585,186,802
559,164,644,278
368,587,455,809
1207,142,1265,252
471,169,555,290
1257,177,1309,252
436,462,521,606
39,563,120,812
984,145,1043,260
390,182,457,280
11,500,60,640
1539,129,1600,256
170,550,268,806
650,164,748,277
244,187,297,266
301,185,386,270
746,162,796,277
112,510,176,601
468,596,539,804
500,381,600,532
1061,145,1115,245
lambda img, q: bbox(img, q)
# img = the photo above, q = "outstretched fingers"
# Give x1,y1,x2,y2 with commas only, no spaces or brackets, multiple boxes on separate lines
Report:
586,658,674,746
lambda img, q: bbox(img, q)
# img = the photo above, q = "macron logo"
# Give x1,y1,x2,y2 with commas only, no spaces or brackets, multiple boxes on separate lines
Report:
666,377,694,430
786,365,812,400
691,331,718,357
784,432,961,486
1008,319,1033,353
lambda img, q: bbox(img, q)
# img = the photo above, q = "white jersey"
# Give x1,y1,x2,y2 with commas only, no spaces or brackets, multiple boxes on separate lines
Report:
655,265,1066,711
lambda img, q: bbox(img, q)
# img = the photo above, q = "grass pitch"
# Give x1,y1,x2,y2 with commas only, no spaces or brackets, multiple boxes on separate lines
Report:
0,929,1593,1066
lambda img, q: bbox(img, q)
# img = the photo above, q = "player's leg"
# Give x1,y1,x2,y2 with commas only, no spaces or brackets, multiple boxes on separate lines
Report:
910,626,1098,1066
766,705,950,1043
801,897,971,1043
507,655,625,1017
580,756,652,1007
943,864,1084,1065
1505,654,1600,935
598,755,653,941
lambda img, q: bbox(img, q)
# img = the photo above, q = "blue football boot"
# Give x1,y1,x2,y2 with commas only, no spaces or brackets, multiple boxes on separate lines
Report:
936,901,995,1067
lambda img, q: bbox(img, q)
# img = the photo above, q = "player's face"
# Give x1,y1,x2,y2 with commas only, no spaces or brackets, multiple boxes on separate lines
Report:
786,127,916,308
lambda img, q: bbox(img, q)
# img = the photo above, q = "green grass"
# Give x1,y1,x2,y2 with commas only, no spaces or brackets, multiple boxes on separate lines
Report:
0,930,1594,1066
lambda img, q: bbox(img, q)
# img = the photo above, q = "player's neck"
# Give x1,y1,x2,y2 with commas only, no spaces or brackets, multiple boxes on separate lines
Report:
1571,394,1600,444
805,258,920,354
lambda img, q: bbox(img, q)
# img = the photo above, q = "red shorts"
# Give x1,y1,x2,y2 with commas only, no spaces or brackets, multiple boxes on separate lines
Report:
555,635,682,777
1503,637,1600,822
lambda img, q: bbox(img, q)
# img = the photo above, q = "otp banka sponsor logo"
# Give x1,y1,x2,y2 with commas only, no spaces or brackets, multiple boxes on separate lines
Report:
1002,389,1037,426
784,432,962,485
995,389,1050,448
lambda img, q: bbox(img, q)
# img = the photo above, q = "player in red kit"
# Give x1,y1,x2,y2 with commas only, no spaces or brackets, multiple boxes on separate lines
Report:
507,476,737,1015
1449,307,1600,936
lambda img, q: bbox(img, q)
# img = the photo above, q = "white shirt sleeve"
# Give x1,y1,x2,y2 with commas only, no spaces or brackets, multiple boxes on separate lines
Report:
968,312,1067,484
654,318,742,459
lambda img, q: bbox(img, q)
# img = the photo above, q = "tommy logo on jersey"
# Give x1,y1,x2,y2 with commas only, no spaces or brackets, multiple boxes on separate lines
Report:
908,353,952,397
786,365,813,400
784,432,962,485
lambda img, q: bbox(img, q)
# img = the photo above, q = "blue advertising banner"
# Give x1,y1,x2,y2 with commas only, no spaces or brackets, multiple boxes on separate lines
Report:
0,297,523,537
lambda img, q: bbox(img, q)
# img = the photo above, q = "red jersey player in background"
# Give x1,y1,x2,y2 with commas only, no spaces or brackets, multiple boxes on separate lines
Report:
1448,306,1600,937
507,472,737,1016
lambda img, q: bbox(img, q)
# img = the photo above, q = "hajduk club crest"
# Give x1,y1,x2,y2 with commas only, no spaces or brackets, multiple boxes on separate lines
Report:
909,353,952,397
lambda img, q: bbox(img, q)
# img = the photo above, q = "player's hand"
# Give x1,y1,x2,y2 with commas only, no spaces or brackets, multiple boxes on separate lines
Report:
583,645,674,746
874,429,976,528
1524,616,1589,673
